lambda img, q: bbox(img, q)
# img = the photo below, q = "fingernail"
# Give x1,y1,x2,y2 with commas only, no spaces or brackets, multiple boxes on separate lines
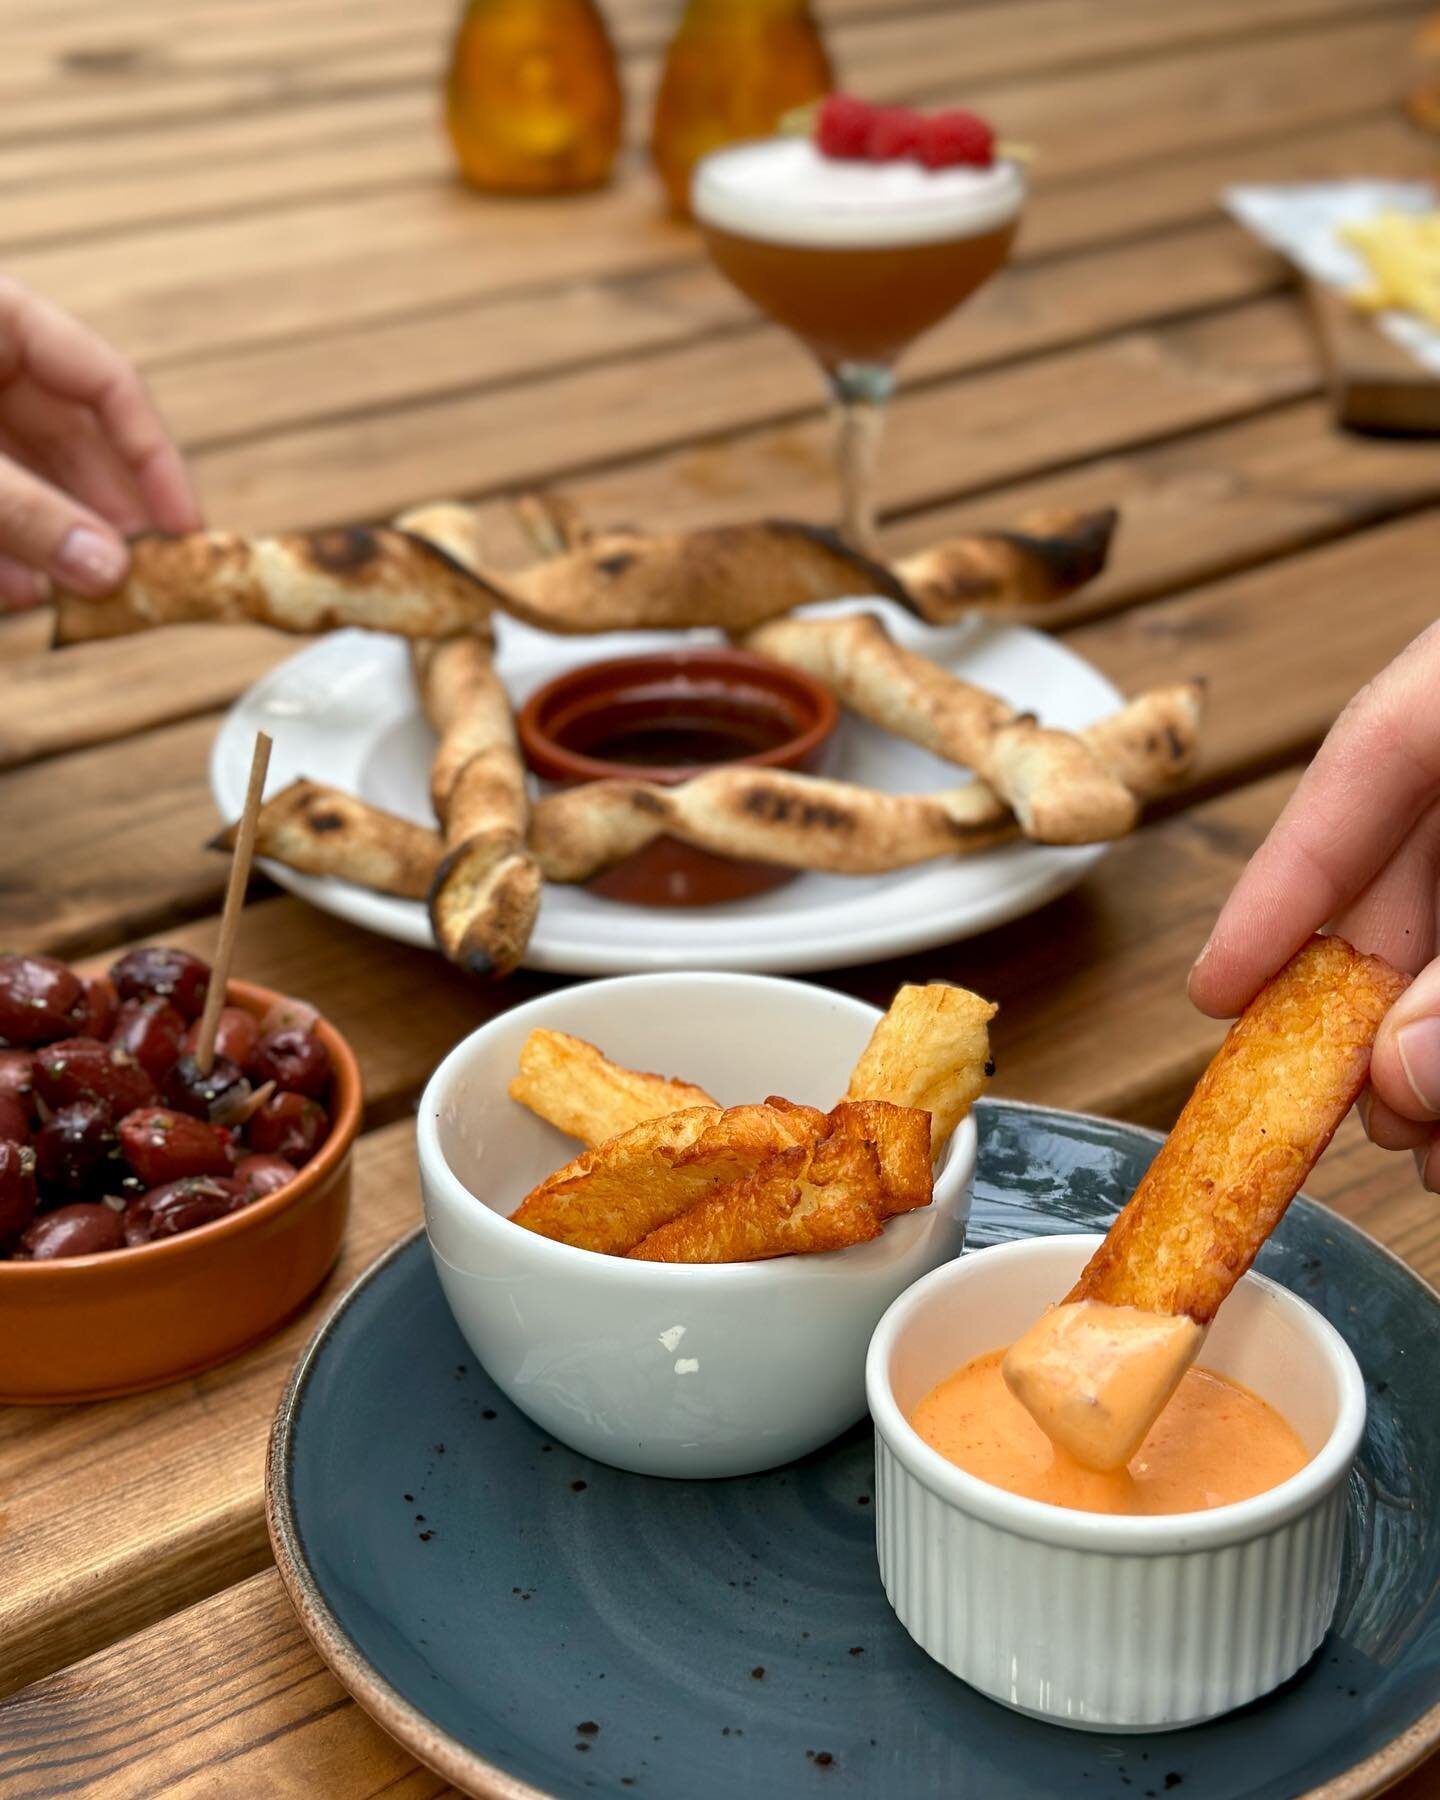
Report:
54,526,126,593
1395,1019,1440,1118
1191,929,1215,972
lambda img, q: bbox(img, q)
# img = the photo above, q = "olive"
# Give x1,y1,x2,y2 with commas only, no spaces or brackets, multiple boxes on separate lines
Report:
183,1007,259,1070
109,947,211,1022
110,996,187,1085
0,1094,31,1147
244,1092,328,1165
164,1054,248,1122
19,1202,126,1259
123,1175,245,1245
117,1107,232,1188
33,1036,156,1118
0,1141,38,1240
35,1100,121,1194
78,975,119,1040
234,1152,298,1200
0,953,87,1046
0,1050,35,1117
249,1028,331,1100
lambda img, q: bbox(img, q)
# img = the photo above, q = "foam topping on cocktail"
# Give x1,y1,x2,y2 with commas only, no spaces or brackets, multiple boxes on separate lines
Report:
692,136,1024,250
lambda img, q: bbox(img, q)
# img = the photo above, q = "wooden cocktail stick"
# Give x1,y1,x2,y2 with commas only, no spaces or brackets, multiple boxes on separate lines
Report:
194,731,273,1076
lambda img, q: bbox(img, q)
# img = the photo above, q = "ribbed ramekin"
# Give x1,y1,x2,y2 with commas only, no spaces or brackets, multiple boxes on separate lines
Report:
866,1234,1366,1731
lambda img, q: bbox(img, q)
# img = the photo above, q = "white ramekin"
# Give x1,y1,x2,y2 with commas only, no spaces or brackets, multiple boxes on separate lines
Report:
866,1234,1366,1731
418,972,976,1479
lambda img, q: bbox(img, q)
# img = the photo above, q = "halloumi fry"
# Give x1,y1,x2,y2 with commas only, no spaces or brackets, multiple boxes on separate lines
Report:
1069,934,1409,1323
510,1101,823,1254
846,983,997,1154
509,1028,718,1147
628,1099,932,1263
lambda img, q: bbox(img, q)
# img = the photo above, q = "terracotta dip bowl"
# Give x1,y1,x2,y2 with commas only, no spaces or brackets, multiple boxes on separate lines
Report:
517,647,839,906
0,977,362,1404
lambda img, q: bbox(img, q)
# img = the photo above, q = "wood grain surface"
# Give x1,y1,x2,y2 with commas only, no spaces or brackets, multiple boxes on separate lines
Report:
2,0,1439,1791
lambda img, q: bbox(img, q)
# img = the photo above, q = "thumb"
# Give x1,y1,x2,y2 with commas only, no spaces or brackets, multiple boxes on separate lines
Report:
1371,957,1440,1124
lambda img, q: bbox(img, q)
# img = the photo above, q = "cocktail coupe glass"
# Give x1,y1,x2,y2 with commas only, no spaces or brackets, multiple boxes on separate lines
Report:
692,137,1025,550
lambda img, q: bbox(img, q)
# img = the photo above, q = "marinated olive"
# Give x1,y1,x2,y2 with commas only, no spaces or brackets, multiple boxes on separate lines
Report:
0,1141,38,1239
117,1106,232,1187
244,1091,328,1165
0,953,87,1046
36,1100,121,1193
123,1175,245,1245
249,1028,331,1100
34,1037,156,1118
0,1094,32,1147
110,996,187,1085
164,1054,248,1122
109,947,211,1022
20,1202,126,1259
79,975,119,1040
234,1152,298,1200
183,1006,259,1070
0,1050,34,1115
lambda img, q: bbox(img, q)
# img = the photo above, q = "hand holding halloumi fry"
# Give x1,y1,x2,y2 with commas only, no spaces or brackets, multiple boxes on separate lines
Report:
1068,934,1407,1322
509,1028,718,1147
1005,934,1407,1470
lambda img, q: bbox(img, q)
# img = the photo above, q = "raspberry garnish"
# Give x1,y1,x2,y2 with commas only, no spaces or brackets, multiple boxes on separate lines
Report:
865,106,925,162
815,92,873,160
918,109,995,170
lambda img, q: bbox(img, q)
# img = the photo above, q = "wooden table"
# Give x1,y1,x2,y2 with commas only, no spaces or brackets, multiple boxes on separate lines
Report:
3,0,1440,1792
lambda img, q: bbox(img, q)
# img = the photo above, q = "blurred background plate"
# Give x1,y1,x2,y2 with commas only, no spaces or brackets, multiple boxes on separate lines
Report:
212,604,1119,975
267,1101,1440,1800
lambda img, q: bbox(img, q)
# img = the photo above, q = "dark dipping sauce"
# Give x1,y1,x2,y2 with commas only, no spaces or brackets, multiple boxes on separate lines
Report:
554,683,798,771
517,648,839,907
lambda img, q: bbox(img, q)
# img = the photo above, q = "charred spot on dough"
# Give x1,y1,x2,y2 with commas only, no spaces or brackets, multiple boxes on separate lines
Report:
739,786,856,833
306,811,345,834
628,788,668,817
1165,725,1185,761
302,526,385,578
596,552,636,579
995,507,1117,592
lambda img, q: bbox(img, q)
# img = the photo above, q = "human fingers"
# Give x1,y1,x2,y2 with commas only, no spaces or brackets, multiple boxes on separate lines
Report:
0,552,47,609
0,278,200,532
1372,956,1440,1129
0,449,127,595
1189,621,1440,1017
0,377,149,534
1357,1091,1433,1153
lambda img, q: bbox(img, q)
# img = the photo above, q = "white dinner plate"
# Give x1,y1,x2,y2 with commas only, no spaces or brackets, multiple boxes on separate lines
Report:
210,601,1121,975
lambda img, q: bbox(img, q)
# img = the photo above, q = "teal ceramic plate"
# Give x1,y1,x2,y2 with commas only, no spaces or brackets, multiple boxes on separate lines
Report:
268,1102,1440,1799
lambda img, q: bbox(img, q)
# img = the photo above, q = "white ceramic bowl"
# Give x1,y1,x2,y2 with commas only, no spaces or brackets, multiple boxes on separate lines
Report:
867,1234,1366,1732
418,973,976,1478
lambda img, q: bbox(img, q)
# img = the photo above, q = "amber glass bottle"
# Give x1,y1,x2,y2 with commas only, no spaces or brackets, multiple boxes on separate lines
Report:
650,0,833,216
446,0,624,195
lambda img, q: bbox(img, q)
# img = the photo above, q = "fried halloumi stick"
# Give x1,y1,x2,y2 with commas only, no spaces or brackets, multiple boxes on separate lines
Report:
628,1100,932,1263
510,1101,823,1255
846,983,997,1154
509,1028,718,1148
1069,934,1408,1322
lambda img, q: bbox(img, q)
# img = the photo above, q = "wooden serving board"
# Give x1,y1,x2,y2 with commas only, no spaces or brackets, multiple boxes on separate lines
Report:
1306,278,1440,434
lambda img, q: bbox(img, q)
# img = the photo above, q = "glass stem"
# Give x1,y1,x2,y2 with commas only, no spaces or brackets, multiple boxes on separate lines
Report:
829,362,893,555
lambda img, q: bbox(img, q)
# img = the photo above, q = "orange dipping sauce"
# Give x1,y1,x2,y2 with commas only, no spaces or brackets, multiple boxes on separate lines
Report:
910,1347,1308,1515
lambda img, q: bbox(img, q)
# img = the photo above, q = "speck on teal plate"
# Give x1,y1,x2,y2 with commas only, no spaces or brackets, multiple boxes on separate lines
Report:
267,1102,1440,1799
